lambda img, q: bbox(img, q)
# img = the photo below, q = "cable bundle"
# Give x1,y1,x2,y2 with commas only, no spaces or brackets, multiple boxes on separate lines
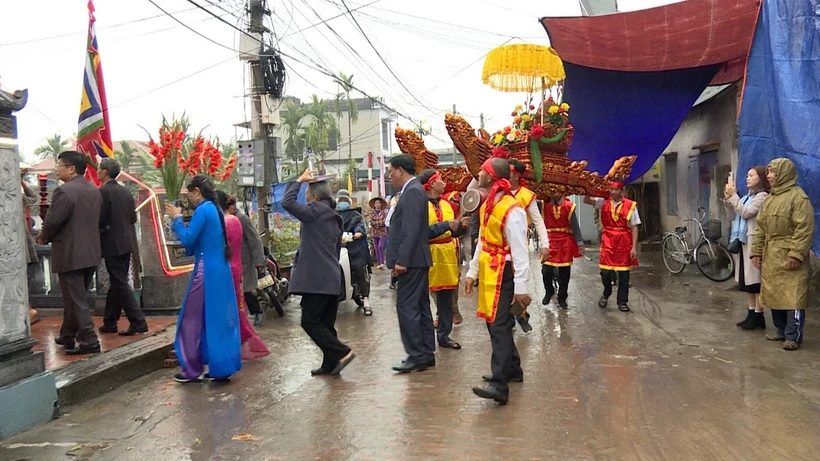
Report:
261,47,286,99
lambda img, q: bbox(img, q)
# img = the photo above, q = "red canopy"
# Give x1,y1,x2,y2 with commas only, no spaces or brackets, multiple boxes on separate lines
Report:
540,0,760,85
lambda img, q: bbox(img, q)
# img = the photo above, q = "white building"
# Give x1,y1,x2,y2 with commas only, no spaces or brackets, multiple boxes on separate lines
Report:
274,96,398,189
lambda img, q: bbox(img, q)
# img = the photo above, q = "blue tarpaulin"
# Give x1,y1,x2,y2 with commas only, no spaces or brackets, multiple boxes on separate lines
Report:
738,0,820,254
269,182,306,218
562,62,720,182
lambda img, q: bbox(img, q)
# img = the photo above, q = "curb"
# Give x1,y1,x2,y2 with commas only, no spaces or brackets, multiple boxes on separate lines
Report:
53,327,175,409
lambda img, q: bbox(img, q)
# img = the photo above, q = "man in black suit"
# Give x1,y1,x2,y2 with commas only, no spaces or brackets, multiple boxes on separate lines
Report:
385,154,434,373
97,158,148,336
38,151,102,355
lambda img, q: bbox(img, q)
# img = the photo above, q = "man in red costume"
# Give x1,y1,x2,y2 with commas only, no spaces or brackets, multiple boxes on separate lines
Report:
542,191,584,308
465,158,531,405
584,178,640,312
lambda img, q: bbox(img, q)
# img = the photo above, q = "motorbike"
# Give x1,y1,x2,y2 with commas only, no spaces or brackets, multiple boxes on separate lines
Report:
339,232,366,307
256,246,287,317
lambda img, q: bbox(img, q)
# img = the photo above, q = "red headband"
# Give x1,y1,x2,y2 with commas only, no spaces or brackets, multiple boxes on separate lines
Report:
423,172,441,190
609,180,625,189
481,159,512,226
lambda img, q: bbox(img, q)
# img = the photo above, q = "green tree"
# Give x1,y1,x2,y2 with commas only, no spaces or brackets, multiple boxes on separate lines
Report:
34,134,70,161
282,101,306,169
334,72,358,189
304,94,338,160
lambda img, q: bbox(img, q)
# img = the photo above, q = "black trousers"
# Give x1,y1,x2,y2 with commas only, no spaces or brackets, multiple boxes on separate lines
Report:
486,265,522,393
601,270,630,304
396,267,436,363
103,254,147,329
434,290,454,345
543,265,571,303
300,294,351,369
351,264,370,298
244,291,262,315
59,267,99,347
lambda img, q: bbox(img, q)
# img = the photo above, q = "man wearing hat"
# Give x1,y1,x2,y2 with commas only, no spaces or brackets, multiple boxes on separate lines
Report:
367,196,388,268
337,189,372,315
584,178,640,312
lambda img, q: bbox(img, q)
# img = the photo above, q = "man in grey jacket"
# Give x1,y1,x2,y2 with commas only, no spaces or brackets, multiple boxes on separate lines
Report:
38,151,102,355
283,169,355,376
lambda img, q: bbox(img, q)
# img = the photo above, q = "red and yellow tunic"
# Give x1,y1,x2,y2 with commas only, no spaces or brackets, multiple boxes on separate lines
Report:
428,199,459,291
477,195,520,323
513,186,536,225
544,199,581,267
599,198,639,271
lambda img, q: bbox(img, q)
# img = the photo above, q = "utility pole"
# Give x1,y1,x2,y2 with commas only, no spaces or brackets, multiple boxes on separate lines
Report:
247,0,271,238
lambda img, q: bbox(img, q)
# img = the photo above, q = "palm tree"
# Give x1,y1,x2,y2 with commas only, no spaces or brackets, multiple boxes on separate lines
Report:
34,134,70,161
334,72,358,189
282,101,306,169
305,94,338,160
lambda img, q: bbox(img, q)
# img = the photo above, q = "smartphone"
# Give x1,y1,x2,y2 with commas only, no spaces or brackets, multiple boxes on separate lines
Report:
728,172,734,185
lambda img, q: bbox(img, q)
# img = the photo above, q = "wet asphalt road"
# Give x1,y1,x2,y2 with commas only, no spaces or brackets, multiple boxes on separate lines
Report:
3,252,820,460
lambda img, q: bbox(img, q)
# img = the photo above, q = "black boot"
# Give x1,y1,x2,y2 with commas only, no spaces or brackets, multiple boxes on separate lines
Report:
741,312,766,331
736,310,754,327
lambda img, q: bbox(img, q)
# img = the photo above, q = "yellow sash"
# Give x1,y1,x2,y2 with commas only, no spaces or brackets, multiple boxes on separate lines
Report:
477,195,519,323
428,200,459,291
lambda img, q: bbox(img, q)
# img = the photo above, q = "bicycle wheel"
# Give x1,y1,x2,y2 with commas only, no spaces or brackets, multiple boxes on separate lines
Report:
695,241,734,282
662,234,687,274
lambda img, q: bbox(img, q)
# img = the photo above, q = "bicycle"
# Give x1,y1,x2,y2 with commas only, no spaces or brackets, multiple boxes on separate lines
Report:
661,207,734,282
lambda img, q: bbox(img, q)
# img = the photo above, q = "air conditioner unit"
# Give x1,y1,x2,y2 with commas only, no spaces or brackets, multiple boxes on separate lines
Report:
261,95,281,126
238,32,262,61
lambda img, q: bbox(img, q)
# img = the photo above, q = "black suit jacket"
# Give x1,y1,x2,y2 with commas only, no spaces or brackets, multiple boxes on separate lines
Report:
386,178,432,269
99,180,137,257
40,175,102,273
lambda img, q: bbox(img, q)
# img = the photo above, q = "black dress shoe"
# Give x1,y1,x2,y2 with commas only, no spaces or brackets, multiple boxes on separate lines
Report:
472,385,508,404
311,367,332,376
119,325,149,336
392,361,428,373
55,338,76,349
482,374,523,383
427,358,436,367
65,342,101,355
542,294,552,305
330,352,356,376
99,325,118,334
558,299,568,309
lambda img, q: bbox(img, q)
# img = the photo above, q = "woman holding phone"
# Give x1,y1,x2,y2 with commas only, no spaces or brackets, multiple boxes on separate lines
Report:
724,166,770,330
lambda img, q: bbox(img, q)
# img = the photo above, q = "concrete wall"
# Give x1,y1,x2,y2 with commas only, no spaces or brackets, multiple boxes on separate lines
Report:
658,84,740,241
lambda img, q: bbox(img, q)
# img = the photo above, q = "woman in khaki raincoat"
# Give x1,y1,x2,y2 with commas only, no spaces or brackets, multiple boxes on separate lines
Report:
751,158,815,351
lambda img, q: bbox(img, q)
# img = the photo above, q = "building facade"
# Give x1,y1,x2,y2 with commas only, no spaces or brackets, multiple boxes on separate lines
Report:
658,83,740,241
274,96,397,183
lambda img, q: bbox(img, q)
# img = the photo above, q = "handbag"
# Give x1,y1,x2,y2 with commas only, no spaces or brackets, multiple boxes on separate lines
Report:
727,239,742,254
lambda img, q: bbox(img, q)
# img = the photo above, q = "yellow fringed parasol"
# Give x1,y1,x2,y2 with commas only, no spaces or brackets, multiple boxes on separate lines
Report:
481,44,565,92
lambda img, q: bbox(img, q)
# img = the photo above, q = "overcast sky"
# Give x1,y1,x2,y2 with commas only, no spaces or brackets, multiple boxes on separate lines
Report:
1,0,678,163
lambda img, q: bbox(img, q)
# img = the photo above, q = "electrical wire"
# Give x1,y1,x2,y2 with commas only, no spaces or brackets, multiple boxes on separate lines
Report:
181,0,444,140
338,0,439,116
288,0,414,120
0,6,200,47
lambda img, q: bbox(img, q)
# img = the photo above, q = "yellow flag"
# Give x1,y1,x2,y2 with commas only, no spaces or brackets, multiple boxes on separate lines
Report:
347,173,353,192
